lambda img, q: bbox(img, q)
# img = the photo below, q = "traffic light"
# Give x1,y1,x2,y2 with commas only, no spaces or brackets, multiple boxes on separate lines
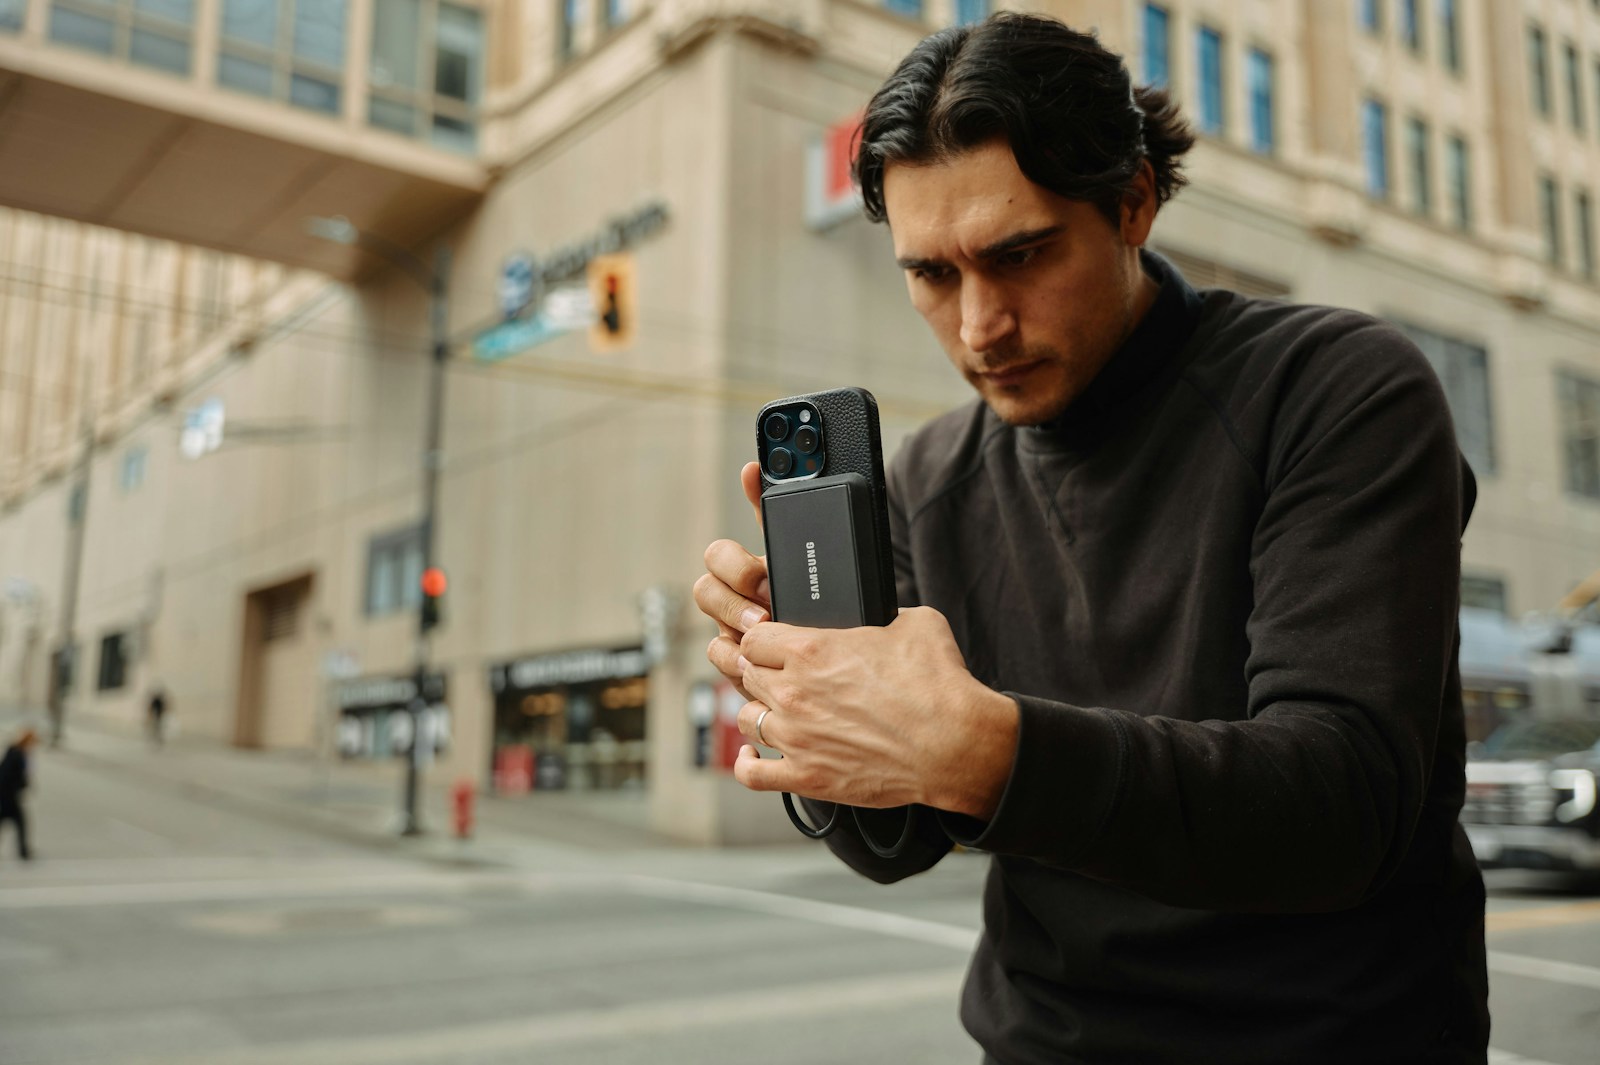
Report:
420,567,447,632
587,252,636,353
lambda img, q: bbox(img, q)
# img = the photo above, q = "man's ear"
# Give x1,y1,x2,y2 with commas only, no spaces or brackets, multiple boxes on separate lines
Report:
1120,161,1159,247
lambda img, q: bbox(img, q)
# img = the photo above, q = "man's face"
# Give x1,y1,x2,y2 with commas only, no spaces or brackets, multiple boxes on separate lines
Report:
884,139,1156,426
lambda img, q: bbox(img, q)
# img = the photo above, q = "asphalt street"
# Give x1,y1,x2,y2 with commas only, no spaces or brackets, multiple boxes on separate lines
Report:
0,750,1597,1064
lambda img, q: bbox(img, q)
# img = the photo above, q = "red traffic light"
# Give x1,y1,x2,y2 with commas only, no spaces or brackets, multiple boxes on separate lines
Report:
420,567,448,598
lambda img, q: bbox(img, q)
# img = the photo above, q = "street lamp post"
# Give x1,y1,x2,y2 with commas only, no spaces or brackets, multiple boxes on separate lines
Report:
308,216,449,836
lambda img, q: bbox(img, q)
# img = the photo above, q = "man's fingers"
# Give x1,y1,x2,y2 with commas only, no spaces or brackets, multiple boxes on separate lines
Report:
739,621,812,668
705,634,749,691
732,744,792,792
741,462,764,530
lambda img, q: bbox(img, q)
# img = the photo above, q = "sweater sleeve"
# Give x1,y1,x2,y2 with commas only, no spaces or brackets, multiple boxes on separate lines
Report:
803,444,952,883
941,329,1468,913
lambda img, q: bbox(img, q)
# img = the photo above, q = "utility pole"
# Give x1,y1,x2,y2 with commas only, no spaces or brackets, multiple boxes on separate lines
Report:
48,264,101,747
48,412,93,747
307,216,449,836
403,249,450,836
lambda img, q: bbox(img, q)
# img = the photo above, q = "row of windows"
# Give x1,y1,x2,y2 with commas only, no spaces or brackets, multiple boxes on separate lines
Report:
1144,6,1275,155
1527,21,1600,136
21,0,482,153
1360,0,1463,74
1538,175,1598,280
1361,100,1472,230
1401,320,1600,505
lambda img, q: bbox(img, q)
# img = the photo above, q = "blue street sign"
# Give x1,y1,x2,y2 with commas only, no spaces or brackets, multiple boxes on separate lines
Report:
472,315,571,362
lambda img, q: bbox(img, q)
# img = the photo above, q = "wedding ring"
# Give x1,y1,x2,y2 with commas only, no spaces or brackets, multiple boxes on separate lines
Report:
755,707,773,747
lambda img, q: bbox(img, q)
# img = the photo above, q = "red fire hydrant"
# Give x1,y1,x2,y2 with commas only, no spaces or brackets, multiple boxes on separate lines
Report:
451,778,476,839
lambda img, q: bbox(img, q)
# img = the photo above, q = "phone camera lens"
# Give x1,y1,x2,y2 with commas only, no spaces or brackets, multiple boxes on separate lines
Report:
793,425,819,455
763,413,790,441
767,448,794,477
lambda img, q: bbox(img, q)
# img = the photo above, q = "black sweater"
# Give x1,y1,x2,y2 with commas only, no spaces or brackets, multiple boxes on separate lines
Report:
815,253,1489,1064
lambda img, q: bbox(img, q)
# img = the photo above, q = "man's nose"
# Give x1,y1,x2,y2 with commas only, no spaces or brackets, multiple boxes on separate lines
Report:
959,276,1017,354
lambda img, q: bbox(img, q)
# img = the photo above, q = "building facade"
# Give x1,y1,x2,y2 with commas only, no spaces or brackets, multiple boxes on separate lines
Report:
1,0,1598,842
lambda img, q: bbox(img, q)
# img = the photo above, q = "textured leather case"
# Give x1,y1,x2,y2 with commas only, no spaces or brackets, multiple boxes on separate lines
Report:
757,387,897,626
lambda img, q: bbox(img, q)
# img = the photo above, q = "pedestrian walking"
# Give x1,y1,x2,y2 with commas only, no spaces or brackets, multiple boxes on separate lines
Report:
0,727,37,861
147,686,168,747
697,12,1487,1063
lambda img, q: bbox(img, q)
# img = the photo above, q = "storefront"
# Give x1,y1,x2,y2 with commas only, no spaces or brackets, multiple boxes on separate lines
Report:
333,672,450,760
487,646,649,794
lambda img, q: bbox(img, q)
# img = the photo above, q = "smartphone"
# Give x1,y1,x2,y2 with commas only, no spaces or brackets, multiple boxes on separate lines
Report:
756,387,897,628
755,387,910,852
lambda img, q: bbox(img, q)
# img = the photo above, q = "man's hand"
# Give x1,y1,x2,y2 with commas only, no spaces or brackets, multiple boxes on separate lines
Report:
733,607,1019,819
694,462,770,700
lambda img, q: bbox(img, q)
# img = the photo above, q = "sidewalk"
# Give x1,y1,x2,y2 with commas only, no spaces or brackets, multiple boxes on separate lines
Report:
8,710,690,872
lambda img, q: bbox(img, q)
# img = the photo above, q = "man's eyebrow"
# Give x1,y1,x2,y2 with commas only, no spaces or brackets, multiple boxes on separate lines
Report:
975,225,1064,260
894,225,1065,271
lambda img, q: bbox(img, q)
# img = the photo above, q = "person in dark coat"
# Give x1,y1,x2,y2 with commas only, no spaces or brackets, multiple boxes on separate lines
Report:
147,687,168,747
0,727,37,861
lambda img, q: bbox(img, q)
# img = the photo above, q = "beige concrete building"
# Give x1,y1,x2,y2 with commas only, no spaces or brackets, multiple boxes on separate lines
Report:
1,0,1598,842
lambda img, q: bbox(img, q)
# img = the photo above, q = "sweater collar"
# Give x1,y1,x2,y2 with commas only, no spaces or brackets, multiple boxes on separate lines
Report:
1017,249,1203,450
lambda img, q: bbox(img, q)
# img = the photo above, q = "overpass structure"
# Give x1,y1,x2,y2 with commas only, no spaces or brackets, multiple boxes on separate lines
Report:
0,0,488,279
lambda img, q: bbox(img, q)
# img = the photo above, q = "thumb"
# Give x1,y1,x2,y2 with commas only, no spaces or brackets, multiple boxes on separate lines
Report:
742,461,764,531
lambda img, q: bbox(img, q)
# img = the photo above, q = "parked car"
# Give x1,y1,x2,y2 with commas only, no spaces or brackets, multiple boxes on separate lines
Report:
1462,718,1600,875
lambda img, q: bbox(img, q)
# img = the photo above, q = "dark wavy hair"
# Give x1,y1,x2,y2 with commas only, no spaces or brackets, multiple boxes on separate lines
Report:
854,12,1194,228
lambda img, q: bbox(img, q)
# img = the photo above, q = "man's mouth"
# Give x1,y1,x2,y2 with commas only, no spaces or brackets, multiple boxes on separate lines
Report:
979,360,1043,385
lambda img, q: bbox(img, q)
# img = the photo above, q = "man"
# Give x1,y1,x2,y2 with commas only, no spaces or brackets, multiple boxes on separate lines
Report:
0,727,36,861
694,12,1487,1065
147,686,168,747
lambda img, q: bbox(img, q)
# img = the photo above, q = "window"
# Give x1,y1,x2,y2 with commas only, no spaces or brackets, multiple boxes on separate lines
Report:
883,0,922,17
1557,372,1600,500
954,0,987,25
1461,575,1508,616
1406,115,1430,216
558,0,579,57
1143,4,1170,88
365,525,424,616
1396,322,1495,476
369,0,482,153
218,0,346,115
1540,174,1562,266
1446,134,1470,231
1247,48,1273,154
119,445,148,493
1439,0,1460,73
1578,190,1595,280
1399,0,1421,53
48,0,195,75
1529,23,1550,117
1363,97,1389,199
1567,42,1585,133
1196,27,1224,135
603,0,625,28
1,0,23,31
96,632,129,692
1359,0,1382,34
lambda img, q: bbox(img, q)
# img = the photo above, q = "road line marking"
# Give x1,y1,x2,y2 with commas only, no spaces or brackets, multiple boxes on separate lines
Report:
1487,950,1600,991
614,874,980,951
0,872,476,909
1485,899,1600,933
1488,1050,1568,1065
117,967,966,1065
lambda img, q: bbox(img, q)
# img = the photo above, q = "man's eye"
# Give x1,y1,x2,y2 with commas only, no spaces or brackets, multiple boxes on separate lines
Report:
913,266,952,283
995,247,1038,268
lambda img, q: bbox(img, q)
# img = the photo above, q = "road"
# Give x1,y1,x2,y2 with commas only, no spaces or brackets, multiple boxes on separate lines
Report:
0,753,1597,1064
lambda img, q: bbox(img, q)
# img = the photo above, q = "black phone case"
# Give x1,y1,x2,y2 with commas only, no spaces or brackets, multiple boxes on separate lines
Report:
756,387,897,626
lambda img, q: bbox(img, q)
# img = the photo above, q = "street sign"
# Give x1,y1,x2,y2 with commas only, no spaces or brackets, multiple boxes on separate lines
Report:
805,112,864,231
472,314,571,362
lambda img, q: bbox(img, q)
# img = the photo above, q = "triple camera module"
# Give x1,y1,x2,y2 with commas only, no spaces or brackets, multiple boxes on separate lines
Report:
762,404,823,480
